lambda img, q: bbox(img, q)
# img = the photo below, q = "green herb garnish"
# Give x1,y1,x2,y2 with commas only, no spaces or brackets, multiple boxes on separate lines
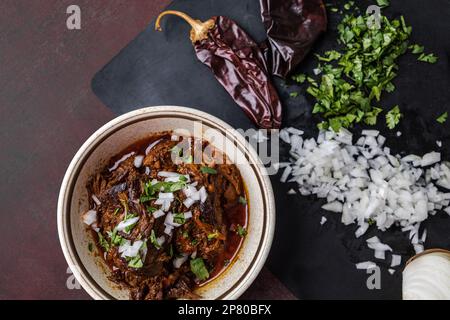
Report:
303,12,420,131
376,0,390,7
107,229,126,246
437,112,448,124
386,105,402,129
200,166,217,174
417,53,438,63
291,73,306,84
113,208,120,215
97,232,110,251
173,213,186,225
236,225,247,237
150,230,161,249
207,232,220,240
238,196,247,205
290,92,299,98
128,256,143,269
190,258,210,281
409,44,424,54
123,213,138,234
146,206,157,214
139,195,156,203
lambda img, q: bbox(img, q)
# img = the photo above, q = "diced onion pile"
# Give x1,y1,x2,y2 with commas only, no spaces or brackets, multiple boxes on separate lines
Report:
279,127,450,268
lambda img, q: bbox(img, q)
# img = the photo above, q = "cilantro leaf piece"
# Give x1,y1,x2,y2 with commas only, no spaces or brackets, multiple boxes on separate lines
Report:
238,196,247,205
437,112,448,124
376,0,389,7
128,256,143,269
290,92,299,98
236,225,247,237
150,230,161,249
417,53,438,63
173,213,186,225
410,44,424,54
200,166,217,174
97,232,110,252
291,73,306,84
190,258,210,281
386,105,402,129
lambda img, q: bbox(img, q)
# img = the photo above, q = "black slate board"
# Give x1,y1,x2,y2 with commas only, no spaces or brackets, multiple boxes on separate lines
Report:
92,0,450,299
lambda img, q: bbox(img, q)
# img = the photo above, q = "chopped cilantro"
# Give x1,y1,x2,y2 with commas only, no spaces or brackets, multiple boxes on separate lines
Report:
238,196,247,205
409,44,424,54
386,105,402,129
376,0,389,7
290,92,299,98
207,232,220,240
173,213,186,225
150,230,161,249
303,11,422,131
200,166,217,174
139,195,155,203
291,73,306,84
236,225,247,237
97,232,110,252
437,112,448,124
190,258,210,281
417,53,438,63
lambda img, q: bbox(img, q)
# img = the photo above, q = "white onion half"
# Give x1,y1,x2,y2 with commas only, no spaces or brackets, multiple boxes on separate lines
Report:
403,249,450,300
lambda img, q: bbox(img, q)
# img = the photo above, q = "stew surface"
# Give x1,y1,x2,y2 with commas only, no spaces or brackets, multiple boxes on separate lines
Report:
82,132,248,300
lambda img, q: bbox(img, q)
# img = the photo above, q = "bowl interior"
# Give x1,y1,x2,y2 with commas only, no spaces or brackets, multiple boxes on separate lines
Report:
60,107,274,300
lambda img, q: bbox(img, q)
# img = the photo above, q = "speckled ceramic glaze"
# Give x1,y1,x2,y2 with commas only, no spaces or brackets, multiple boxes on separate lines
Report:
57,106,275,300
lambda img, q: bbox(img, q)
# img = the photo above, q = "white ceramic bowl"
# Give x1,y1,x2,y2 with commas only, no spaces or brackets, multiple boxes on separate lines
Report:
57,106,275,300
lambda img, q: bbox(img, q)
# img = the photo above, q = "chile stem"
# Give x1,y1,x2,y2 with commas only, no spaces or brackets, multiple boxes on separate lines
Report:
155,10,215,43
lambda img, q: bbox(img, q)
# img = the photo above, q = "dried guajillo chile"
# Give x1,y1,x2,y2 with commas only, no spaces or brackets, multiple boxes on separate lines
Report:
155,10,282,129
260,0,328,78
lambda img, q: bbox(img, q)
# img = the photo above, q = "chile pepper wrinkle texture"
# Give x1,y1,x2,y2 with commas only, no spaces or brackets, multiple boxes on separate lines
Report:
260,0,327,78
155,11,282,129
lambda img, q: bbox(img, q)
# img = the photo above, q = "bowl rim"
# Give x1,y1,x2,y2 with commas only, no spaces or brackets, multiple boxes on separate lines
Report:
57,105,276,300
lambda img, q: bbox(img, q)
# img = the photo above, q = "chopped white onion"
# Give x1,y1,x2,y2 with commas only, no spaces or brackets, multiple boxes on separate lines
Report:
145,139,162,155
158,171,181,178
152,209,165,219
183,197,195,209
184,211,192,219
133,155,144,168
173,254,189,268
119,240,143,258
116,216,139,232
91,195,101,206
199,186,208,203
391,254,402,267
82,210,97,226
280,127,450,256
356,261,377,270
108,152,135,172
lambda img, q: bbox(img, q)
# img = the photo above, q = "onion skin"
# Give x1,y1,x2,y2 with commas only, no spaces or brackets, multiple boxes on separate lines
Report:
403,249,450,300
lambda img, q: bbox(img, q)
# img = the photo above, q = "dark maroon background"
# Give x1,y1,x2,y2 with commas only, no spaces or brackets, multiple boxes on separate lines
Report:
0,0,295,299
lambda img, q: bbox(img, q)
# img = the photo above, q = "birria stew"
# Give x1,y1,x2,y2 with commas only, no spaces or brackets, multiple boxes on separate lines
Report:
82,132,248,300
